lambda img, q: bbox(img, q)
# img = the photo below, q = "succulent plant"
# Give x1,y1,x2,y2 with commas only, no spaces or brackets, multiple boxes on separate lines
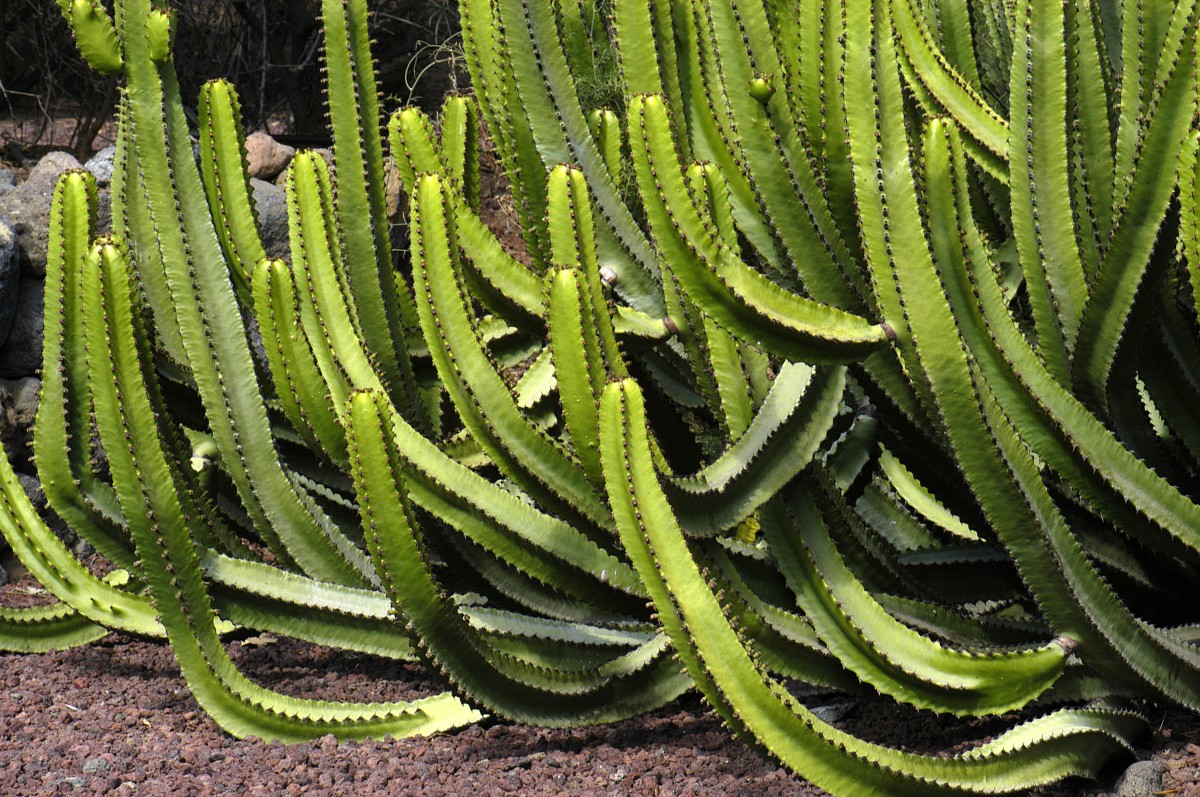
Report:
1,0,1198,794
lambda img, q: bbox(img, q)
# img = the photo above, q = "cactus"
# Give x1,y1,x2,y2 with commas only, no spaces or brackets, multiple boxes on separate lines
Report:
1,0,1198,794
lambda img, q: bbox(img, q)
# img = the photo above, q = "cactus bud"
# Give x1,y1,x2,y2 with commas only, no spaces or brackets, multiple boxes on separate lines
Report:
748,73,774,104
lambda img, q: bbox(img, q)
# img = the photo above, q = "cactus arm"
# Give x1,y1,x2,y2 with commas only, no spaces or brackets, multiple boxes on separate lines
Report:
388,106,444,196
877,449,981,543
64,0,124,75
460,0,554,272
111,101,188,366
439,96,482,210
600,377,1142,795
286,153,381,400
686,163,755,438
548,268,607,489
34,170,137,569
347,391,687,726
888,0,1008,169
1182,132,1200,323
197,79,266,302
586,109,623,184
766,489,1069,717
319,0,423,418
918,120,1200,708
0,603,110,654
1112,0,1169,208
494,0,666,313
250,258,350,466
1066,0,1117,273
411,173,612,530
672,2,785,275
201,552,415,661
82,236,479,741
937,122,1200,558
694,0,869,310
1072,1,1199,411
629,94,890,364
0,448,162,639
925,0,982,89
662,363,845,537
454,198,547,321
119,0,377,586
546,164,628,374
1006,0,1088,378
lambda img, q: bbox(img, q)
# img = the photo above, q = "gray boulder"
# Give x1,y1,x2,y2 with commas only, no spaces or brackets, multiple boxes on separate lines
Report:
0,169,16,196
0,151,82,277
0,216,19,343
84,146,118,185
0,278,44,378
1113,760,1167,797
0,376,39,469
251,178,291,261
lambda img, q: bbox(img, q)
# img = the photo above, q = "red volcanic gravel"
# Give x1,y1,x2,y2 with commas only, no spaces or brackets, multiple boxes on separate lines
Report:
1,584,1198,797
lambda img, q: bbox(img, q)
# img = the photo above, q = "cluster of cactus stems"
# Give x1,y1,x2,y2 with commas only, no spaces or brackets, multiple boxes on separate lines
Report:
0,0,1197,793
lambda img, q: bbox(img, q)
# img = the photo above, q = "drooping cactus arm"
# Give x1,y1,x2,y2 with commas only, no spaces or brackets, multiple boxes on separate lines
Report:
346,391,689,727
0,602,110,654
82,236,480,742
629,94,890,365
0,446,162,639
933,123,1200,561
888,0,1008,175
662,363,844,536
764,486,1070,717
599,377,1144,796
903,119,1200,709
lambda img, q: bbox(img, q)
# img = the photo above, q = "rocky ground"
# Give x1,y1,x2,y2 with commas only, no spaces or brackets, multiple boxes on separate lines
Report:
0,139,1198,796
1,572,1198,797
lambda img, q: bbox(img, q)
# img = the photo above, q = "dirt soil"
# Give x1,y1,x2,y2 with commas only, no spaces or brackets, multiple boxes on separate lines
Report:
1,571,1197,797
